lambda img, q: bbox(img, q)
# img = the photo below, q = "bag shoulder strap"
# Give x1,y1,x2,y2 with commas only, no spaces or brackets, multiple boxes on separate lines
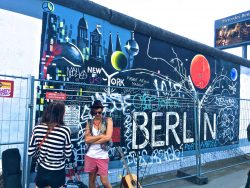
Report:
38,125,55,149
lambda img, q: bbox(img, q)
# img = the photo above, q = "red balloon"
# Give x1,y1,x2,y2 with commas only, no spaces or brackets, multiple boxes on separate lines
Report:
190,55,210,89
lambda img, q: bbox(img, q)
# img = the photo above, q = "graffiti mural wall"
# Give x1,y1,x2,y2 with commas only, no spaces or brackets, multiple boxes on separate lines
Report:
36,2,240,174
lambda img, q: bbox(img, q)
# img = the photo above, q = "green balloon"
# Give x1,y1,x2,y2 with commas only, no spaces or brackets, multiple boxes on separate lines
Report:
111,51,127,71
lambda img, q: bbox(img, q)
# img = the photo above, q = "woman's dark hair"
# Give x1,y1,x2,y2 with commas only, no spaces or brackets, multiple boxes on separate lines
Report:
41,101,65,127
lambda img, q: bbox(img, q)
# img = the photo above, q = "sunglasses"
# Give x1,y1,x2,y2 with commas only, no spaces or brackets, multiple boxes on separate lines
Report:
93,111,102,115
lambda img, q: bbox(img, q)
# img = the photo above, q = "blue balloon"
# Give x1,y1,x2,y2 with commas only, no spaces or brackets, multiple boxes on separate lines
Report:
231,68,237,81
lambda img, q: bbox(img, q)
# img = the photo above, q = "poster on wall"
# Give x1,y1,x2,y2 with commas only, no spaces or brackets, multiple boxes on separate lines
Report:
37,2,240,170
0,80,14,98
45,92,67,100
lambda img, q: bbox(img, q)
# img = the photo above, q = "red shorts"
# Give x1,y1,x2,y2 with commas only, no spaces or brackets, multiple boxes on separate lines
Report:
84,155,109,176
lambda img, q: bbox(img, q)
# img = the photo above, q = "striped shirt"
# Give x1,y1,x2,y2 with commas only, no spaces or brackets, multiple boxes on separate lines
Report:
28,124,72,170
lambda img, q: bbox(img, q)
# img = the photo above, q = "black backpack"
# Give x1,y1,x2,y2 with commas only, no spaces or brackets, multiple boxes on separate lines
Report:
2,148,22,188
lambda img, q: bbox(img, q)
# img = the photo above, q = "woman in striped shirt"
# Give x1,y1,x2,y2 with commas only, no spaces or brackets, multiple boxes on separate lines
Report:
28,101,72,188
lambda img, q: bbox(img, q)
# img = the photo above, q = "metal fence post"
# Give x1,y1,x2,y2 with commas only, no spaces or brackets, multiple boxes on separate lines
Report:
23,75,35,188
194,92,201,177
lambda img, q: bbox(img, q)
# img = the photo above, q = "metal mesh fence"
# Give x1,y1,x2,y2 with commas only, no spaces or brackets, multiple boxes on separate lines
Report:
199,96,250,176
1,76,250,187
0,75,29,172
31,78,200,185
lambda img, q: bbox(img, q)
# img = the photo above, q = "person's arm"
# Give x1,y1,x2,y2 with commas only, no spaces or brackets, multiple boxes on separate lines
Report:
85,121,104,144
94,117,113,144
64,127,72,159
28,128,37,156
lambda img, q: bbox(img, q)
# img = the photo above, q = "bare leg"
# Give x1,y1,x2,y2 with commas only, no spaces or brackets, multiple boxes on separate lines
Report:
100,175,112,188
89,172,97,188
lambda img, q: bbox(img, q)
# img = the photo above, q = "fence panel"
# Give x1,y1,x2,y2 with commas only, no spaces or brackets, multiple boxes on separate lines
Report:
30,79,202,186
0,75,29,175
198,94,250,177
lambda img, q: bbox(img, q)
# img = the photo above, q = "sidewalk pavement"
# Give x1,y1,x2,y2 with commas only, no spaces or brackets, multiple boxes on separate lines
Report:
142,160,249,188
29,157,250,188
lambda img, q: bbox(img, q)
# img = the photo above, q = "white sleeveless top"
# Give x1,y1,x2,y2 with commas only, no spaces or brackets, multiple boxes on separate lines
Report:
86,126,109,159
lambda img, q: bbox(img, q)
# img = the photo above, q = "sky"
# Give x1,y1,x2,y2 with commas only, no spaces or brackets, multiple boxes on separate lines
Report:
91,0,250,57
